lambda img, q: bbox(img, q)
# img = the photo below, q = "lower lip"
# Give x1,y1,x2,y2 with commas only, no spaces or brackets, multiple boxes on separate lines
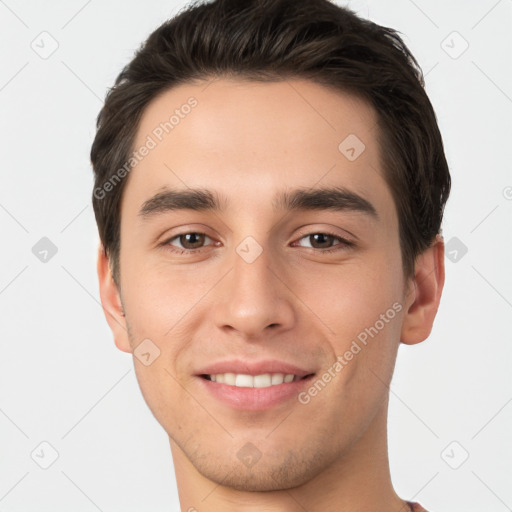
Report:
197,375,315,411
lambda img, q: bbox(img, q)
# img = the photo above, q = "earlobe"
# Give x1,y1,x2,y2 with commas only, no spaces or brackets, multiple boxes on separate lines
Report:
96,243,132,353
400,234,445,345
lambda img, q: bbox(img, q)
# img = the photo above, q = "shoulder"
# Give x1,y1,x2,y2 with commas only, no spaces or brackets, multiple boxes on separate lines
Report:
407,502,430,512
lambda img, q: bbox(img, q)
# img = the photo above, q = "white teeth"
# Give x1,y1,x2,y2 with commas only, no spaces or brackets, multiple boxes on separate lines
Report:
235,374,253,387
253,374,272,387
208,373,298,387
271,373,285,385
224,372,236,385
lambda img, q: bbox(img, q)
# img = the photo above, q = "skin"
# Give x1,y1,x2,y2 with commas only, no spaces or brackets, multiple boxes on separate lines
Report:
97,78,445,512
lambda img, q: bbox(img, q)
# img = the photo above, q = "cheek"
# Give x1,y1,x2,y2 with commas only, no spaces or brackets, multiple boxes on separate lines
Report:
294,254,405,412
292,256,404,346
121,258,208,337
131,355,195,440
319,266,404,423
334,263,405,398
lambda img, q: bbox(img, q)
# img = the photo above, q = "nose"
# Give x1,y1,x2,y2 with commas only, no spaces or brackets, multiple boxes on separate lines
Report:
213,242,296,340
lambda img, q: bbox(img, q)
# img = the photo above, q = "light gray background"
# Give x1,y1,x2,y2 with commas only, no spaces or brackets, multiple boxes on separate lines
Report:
1,0,511,511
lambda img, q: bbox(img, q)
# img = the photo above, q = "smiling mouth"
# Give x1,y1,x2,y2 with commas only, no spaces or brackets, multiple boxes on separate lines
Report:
200,373,315,388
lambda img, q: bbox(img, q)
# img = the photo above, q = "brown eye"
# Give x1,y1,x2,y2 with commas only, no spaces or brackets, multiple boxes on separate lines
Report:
165,232,214,252
294,232,354,253
176,233,207,249
307,233,336,249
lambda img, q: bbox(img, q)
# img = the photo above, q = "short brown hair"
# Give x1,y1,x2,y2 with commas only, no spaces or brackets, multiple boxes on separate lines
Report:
91,0,451,287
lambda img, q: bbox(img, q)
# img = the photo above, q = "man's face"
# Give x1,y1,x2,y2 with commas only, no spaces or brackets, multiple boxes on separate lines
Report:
112,78,414,490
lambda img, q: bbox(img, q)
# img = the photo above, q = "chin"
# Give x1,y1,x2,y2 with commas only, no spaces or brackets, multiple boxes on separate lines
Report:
191,447,331,492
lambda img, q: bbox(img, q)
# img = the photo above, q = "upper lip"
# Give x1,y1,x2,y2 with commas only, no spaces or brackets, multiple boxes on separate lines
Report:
195,359,316,378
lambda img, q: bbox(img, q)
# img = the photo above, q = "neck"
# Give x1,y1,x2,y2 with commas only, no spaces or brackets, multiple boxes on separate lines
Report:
170,398,409,512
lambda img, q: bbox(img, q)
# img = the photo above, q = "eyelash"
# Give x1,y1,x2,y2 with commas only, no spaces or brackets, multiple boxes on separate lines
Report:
161,231,355,255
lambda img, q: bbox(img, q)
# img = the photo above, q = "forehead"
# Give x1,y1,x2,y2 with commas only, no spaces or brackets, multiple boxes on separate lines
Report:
123,78,394,224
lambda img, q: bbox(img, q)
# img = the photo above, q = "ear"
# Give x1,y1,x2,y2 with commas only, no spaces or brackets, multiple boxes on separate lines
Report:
96,243,132,353
400,234,445,345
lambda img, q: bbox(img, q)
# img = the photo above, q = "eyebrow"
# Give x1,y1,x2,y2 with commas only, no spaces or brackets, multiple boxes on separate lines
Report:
138,186,378,220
